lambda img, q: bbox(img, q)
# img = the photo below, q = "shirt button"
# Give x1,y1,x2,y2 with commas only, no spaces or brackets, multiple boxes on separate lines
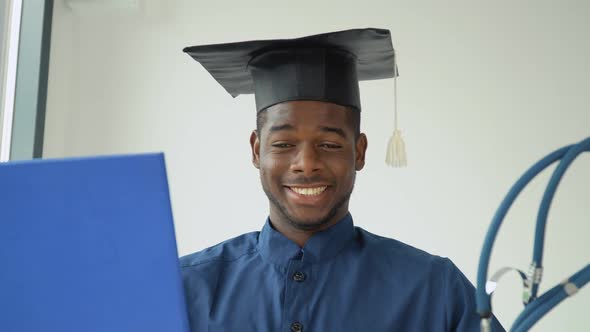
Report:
291,322,303,332
292,271,306,282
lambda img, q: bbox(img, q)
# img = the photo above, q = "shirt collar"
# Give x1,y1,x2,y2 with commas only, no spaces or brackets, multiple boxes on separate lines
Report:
257,213,355,266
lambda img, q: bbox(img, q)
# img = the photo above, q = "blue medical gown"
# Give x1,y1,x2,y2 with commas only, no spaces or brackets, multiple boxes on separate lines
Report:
180,214,504,331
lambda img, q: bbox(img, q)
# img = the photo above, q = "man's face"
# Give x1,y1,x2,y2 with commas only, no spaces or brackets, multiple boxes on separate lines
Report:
250,100,367,231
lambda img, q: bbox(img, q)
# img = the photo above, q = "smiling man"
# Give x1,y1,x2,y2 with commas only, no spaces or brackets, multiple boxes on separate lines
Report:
254,100,364,246
180,28,504,331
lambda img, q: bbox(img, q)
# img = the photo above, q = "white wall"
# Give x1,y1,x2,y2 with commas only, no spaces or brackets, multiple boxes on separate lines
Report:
44,0,589,330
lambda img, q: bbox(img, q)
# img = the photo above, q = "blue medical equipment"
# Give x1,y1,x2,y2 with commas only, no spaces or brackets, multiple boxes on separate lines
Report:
476,137,590,331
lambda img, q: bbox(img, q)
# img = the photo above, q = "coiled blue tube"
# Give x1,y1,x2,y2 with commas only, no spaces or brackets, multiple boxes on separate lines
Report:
510,282,562,329
531,137,590,299
476,136,589,326
512,264,589,331
476,145,571,315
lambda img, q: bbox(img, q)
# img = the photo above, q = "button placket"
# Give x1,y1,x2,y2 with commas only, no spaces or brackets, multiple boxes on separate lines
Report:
284,257,309,332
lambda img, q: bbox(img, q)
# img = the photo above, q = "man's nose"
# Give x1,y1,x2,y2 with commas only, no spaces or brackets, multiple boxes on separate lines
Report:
290,143,322,175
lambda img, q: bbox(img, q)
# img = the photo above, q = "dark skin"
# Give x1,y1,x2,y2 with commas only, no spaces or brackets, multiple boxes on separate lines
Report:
250,100,368,247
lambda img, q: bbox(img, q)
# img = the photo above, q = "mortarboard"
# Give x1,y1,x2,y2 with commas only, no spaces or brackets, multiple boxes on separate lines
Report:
183,28,407,167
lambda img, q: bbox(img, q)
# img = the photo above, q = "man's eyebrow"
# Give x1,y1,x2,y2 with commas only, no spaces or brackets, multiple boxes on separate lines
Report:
269,124,295,133
319,126,347,139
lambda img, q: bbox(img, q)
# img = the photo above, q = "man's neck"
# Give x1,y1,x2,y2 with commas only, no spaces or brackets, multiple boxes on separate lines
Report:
268,210,349,247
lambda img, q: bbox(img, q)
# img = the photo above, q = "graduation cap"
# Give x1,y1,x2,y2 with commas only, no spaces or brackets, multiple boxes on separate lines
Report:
183,28,407,167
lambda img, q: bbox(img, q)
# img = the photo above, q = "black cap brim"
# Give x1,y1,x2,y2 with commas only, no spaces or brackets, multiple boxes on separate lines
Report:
183,28,397,100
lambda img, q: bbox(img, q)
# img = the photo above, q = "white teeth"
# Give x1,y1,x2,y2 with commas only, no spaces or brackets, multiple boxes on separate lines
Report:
290,186,327,196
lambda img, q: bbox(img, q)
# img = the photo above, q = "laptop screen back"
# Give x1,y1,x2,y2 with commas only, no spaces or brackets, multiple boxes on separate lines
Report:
0,154,189,332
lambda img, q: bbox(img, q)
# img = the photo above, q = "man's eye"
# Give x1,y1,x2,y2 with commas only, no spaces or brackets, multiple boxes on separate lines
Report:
271,143,293,148
320,143,342,149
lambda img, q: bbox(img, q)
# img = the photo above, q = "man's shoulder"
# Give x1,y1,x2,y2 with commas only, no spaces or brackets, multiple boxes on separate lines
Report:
179,231,260,270
356,227,452,271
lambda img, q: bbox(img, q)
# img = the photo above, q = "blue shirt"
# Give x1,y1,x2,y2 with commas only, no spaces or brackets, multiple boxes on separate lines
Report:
180,214,504,331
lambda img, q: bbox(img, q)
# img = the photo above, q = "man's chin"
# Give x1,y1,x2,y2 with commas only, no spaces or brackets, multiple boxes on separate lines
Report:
284,213,334,232
264,185,350,233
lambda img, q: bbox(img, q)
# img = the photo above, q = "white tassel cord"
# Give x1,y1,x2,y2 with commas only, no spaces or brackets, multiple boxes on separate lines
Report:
386,129,407,167
385,51,407,167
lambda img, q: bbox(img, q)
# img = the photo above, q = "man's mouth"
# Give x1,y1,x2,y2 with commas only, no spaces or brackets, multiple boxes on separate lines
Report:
287,186,328,196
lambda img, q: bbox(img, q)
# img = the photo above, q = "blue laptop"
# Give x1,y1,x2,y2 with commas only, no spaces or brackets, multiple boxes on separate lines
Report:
0,154,190,332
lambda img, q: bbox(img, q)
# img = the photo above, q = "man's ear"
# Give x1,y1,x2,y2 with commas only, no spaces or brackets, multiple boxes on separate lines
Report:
250,130,261,169
355,133,368,171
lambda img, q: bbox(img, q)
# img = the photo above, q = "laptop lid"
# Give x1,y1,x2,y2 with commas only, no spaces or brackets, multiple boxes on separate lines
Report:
0,153,189,332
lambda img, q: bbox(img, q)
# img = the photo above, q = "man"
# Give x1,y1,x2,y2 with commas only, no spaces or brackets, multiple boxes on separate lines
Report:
180,28,504,331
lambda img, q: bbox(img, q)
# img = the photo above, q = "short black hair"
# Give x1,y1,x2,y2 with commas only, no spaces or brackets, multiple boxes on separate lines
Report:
256,106,361,140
